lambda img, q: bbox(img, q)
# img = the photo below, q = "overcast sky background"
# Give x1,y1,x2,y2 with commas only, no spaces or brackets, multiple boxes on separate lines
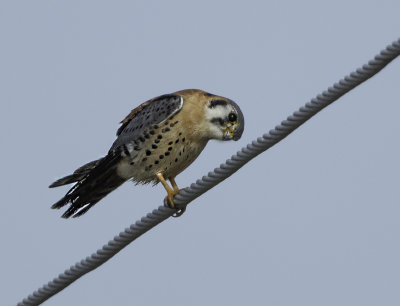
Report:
1,1,400,305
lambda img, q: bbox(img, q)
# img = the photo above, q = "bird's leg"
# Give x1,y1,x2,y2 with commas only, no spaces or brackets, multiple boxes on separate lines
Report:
156,173,186,217
156,173,178,208
168,177,186,217
169,177,180,193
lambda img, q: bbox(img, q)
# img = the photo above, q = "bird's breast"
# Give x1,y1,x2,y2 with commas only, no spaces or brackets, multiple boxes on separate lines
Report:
116,119,208,184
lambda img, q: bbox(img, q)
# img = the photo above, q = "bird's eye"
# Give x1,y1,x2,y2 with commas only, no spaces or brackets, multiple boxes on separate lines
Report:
228,112,237,122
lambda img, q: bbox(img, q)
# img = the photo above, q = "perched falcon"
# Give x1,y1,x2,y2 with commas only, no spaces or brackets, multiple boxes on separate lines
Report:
50,89,244,218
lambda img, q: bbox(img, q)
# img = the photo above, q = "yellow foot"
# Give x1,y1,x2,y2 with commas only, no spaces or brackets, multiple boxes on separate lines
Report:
156,173,186,217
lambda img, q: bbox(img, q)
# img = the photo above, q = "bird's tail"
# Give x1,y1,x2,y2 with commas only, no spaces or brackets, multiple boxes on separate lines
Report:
50,154,125,218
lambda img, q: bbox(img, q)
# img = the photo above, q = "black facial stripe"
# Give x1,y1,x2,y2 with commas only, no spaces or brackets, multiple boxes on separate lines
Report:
210,117,224,126
209,99,228,108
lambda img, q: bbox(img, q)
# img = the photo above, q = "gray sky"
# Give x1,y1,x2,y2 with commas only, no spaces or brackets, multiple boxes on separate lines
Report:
1,1,400,305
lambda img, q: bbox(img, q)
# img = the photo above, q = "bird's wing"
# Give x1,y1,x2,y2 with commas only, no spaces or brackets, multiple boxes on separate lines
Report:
111,93,183,151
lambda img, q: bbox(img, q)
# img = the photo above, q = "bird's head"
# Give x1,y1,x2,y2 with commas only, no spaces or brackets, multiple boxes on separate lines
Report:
203,96,245,141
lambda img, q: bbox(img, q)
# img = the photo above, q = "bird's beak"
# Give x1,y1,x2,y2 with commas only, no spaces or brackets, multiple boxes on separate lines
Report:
223,122,238,141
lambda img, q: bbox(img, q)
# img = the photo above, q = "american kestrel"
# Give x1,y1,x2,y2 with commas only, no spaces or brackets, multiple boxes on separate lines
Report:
50,89,244,218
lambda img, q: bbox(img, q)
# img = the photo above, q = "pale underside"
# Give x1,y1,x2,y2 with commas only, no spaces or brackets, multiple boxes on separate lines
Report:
117,122,208,184
114,91,210,184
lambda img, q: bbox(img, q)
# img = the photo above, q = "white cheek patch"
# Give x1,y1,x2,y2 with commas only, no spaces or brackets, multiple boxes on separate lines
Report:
204,105,231,122
203,104,235,140
207,123,224,140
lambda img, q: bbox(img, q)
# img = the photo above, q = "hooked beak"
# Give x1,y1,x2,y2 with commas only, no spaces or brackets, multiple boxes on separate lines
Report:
222,123,239,141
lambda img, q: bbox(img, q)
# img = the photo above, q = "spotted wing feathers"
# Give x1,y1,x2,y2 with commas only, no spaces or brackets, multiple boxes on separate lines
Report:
50,93,183,218
112,94,183,151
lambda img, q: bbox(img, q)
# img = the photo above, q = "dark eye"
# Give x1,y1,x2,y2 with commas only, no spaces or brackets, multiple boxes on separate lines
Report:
228,112,237,122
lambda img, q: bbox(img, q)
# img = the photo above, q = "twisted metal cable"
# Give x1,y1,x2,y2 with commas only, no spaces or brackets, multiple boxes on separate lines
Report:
18,38,400,306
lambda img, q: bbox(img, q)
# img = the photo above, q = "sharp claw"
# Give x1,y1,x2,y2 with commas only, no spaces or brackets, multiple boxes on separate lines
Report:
164,193,186,217
172,206,186,217
157,173,185,217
